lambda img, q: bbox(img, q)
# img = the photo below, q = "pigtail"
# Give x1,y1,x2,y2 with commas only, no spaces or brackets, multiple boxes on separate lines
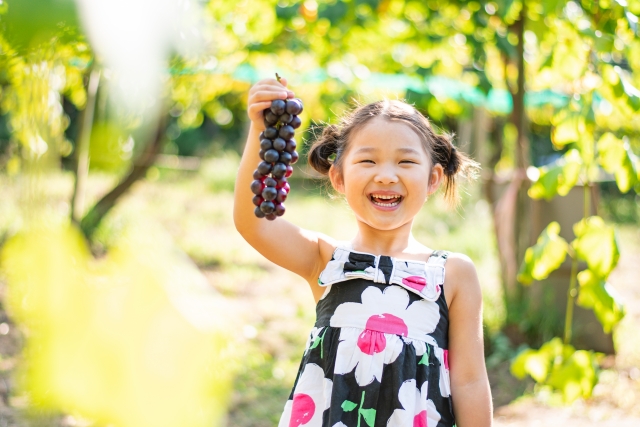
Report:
308,124,341,175
431,132,480,208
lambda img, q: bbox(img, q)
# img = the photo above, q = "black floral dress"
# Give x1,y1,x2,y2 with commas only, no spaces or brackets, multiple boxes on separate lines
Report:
278,247,455,427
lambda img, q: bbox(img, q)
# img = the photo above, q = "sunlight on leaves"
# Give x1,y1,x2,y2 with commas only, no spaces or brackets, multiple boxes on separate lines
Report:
551,113,585,147
577,269,625,333
511,338,601,403
572,216,620,278
0,222,234,427
517,222,569,285
597,132,638,193
528,149,582,200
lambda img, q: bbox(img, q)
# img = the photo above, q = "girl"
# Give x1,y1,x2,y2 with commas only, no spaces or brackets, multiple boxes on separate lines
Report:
234,78,493,427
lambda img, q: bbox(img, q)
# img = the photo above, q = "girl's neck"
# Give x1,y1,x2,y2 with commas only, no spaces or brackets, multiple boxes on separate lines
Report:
350,220,424,257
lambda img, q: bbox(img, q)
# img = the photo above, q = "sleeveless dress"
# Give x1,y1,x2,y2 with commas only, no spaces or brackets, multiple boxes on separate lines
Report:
278,247,455,427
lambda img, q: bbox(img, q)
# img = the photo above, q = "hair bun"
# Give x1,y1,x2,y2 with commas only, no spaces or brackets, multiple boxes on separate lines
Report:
308,124,342,175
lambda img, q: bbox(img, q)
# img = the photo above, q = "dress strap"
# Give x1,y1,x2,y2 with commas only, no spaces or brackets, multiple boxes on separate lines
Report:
317,248,448,302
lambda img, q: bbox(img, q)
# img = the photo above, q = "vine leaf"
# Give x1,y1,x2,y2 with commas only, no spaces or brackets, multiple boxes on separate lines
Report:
528,149,582,200
551,112,585,147
572,216,620,278
597,132,638,193
546,349,600,403
517,222,569,285
577,269,625,333
511,338,601,403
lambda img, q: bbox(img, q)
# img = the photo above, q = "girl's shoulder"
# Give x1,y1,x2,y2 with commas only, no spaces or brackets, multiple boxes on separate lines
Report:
442,252,482,308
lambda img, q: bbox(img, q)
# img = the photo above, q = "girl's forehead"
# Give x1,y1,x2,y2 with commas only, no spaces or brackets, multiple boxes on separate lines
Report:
349,117,427,151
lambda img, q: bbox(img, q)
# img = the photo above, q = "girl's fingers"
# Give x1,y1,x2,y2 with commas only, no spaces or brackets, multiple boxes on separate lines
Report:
249,90,289,104
248,101,272,114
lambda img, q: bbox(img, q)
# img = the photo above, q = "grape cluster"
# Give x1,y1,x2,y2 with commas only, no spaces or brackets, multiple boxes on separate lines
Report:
250,97,302,220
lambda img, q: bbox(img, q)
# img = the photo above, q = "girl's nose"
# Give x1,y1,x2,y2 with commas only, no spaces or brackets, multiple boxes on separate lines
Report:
374,164,399,184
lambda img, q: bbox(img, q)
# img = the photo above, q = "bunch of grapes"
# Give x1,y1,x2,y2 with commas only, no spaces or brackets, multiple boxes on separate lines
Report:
250,96,302,220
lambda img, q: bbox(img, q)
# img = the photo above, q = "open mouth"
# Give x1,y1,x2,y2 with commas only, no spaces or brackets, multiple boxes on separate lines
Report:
369,193,403,207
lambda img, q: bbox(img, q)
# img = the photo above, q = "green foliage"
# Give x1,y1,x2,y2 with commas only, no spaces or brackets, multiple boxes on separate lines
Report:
517,222,568,285
576,269,625,333
511,338,601,403
572,216,620,278
528,149,582,200
597,133,638,193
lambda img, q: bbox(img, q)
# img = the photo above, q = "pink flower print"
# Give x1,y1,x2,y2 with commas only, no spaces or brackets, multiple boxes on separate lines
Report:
278,364,332,427
435,347,451,397
387,380,440,427
402,276,427,293
357,313,408,355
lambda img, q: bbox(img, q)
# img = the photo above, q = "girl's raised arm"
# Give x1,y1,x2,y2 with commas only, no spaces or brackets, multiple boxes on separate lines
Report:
233,78,335,291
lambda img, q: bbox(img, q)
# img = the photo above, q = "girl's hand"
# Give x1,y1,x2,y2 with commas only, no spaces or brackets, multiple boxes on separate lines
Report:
247,77,295,130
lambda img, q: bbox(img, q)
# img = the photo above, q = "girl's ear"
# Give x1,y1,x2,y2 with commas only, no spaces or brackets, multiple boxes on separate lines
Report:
427,163,444,196
329,165,345,194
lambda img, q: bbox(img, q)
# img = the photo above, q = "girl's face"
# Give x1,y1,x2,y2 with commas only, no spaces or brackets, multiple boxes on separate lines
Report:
329,117,443,232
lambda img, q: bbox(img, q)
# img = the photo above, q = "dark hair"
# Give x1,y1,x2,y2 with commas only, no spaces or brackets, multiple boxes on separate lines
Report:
308,100,480,208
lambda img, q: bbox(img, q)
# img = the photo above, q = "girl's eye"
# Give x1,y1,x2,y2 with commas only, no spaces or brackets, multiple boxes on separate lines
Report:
359,159,375,164
400,160,418,164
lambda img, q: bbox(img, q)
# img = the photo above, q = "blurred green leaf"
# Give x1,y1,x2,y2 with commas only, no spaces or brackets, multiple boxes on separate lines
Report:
577,269,625,333
546,349,600,403
597,133,638,193
528,149,582,200
510,338,570,383
518,222,569,285
572,216,620,278
551,113,585,147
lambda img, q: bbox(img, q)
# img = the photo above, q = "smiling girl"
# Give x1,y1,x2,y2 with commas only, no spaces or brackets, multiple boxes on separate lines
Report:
234,78,493,427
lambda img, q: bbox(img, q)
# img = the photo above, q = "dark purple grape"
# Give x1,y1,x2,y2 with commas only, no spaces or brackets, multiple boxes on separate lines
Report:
264,149,279,163
285,139,297,153
285,165,293,178
259,149,265,161
270,99,286,115
286,99,303,115
265,213,277,221
276,177,288,189
282,181,291,193
264,127,278,140
258,131,265,140
254,206,266,218
264,177,277,188
275,203,286,217
279,113,292,124
289,115,301,129
279,151,292,165
276,189,288,204
272,162,287,179
260,139,273,151
279,125,294,140
250,180,265,195
257,161,272,175
264,110,278,125
260,200,275,214
273,137,287,152
253,169,265,180
262,187,278,201
290,151,299,164
253,195,264,206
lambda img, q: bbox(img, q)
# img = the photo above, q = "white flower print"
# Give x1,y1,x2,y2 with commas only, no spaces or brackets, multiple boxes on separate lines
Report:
386,379,441,427
330,285,440,341
279,363,332,427
434,347,451,397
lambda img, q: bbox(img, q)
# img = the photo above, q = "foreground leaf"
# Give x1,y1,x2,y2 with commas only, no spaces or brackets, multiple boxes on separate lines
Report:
597,133,638,193
577,269,625,333
572,216,620,278
510,338,571,383
528,149,582,200
518,222,569,285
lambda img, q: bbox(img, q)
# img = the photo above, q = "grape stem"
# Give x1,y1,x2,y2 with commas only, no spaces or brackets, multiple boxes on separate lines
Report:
275,73,281,83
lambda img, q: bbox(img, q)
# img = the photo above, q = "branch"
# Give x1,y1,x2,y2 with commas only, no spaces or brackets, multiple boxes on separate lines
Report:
79,115,168,241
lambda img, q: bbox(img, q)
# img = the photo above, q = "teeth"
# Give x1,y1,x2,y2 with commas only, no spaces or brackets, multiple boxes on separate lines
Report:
373,200,400,207
372,194,400,200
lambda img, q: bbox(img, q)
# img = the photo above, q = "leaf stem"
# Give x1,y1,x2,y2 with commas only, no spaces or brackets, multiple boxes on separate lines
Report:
564,256,578,345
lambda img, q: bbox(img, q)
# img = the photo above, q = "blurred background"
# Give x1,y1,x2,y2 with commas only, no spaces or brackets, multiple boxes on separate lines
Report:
0,0,639,426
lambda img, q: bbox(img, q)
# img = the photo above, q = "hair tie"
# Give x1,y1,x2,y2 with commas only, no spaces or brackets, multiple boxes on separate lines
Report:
447,147,456,174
